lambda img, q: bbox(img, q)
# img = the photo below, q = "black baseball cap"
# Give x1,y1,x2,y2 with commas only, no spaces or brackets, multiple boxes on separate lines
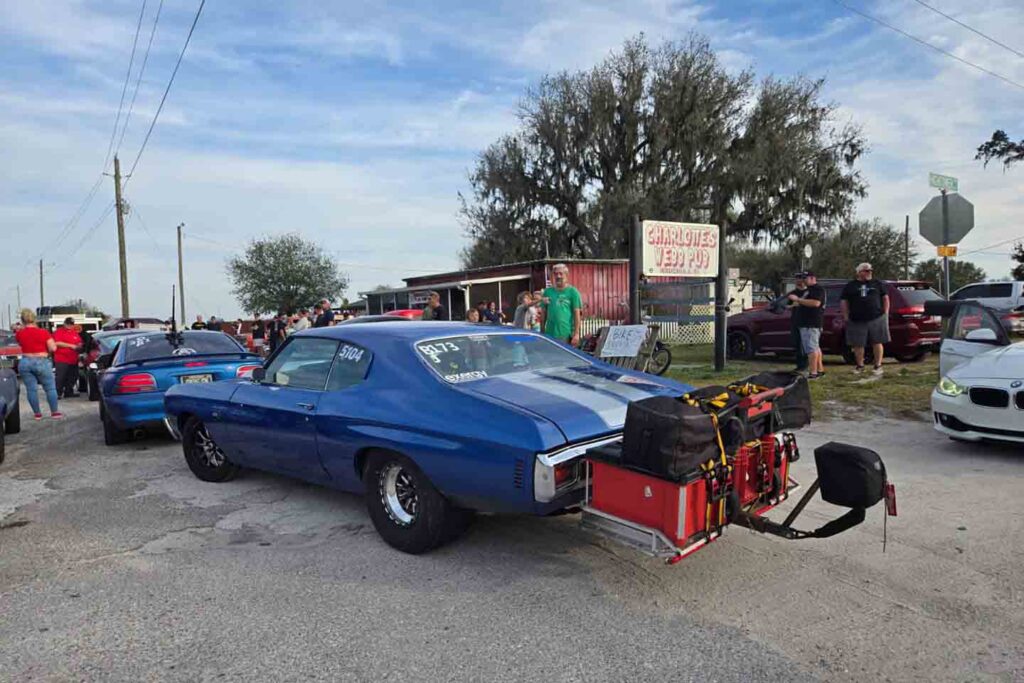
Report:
803,270,817,277
793,271,808,279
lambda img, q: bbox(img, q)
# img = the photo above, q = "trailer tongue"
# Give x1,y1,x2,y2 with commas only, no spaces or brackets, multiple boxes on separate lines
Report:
579,373,896,564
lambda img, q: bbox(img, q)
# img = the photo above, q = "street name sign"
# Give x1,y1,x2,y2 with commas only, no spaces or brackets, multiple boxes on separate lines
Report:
929,172,958,193
641,221,719,277
919,193,974,246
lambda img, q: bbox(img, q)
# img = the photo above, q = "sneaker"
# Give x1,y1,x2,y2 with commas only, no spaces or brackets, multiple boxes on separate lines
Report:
51,412,64,419
872,365,884,377
34,413,43,421
808,373,821,380
853,365,865,374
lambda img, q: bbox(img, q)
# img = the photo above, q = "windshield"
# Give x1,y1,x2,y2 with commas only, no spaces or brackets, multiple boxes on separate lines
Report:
122,331,243,362
416,333,587,383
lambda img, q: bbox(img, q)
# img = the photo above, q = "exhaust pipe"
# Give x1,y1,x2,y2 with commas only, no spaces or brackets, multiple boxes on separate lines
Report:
132,429,146,440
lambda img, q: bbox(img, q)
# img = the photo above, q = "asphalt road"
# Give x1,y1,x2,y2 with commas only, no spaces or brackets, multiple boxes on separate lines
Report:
1,393,1022,682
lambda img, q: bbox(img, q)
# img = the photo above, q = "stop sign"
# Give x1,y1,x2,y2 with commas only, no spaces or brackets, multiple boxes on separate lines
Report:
918,193,974,246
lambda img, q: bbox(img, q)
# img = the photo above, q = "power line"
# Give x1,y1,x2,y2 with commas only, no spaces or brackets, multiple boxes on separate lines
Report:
66,201,117,261
115,0,165,156
959,234,1024,257
130,204,166,252
909,0,1024,61
832,0,1024,92
124,0,206,185
26,175,105,267
103,0,148,172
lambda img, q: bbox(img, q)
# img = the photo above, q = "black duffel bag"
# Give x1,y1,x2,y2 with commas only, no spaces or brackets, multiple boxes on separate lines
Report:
733,371,812,430
621,395,720,480
814,442,886,509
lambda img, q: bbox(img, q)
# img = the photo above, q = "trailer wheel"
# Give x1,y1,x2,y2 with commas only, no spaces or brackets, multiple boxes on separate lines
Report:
363,451,470,554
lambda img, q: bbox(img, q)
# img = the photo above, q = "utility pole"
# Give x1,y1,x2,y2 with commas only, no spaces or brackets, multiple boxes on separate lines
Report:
113,155,130,318
16,284,21,311
39,260,44,308
177,223,186,324
629,215,642,325
904,215,910,279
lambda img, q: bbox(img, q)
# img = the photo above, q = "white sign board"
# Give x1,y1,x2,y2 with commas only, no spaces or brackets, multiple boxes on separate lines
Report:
641,221,720,277
600,325,648,358
409,291,431,306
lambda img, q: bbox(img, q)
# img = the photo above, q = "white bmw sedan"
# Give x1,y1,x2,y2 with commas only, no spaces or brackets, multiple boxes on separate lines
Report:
932,301,1024,444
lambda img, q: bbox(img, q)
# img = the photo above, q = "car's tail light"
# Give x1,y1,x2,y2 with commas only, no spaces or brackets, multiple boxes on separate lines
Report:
554,461,578,489
895,306,925,319
184,361,208,368
236,364,262,378
115,373,157,394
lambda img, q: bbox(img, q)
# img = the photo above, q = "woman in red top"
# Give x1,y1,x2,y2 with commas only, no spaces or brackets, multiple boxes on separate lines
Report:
52,317,83,399
14,309,62,419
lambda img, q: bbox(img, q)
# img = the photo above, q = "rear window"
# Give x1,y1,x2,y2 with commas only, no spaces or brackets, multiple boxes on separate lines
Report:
892,285,942,306
122,332,242,362
415,333,586,383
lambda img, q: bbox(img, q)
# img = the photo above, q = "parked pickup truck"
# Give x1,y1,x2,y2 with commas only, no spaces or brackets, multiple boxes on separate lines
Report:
727,279,943,364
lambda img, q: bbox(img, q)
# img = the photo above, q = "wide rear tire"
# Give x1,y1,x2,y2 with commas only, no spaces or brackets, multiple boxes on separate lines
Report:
363,451,470,554
102,408,129,446
5,401,20,435
182,416,240,482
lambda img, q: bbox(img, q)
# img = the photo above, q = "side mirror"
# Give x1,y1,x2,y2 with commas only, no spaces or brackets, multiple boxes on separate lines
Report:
251,367,266,382
965,328,998,343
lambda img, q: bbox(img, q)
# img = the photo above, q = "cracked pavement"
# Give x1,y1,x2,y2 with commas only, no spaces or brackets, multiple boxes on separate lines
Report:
1,392,1023,681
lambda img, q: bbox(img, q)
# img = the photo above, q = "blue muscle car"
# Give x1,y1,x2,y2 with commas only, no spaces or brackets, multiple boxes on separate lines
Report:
1,367,21,463
98,330,261,445
163,322,693,553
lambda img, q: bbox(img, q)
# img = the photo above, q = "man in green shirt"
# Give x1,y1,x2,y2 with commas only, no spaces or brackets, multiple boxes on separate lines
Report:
539,263,582,346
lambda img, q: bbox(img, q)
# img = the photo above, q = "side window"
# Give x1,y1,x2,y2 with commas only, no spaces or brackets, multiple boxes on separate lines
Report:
825,287,842,307
949,303,1003,342
951,284,983,301
989,283,1012,298
263,338,339,390
326,342,372,391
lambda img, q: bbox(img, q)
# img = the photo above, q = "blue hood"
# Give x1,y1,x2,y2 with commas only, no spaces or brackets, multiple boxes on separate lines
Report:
462,365,690,443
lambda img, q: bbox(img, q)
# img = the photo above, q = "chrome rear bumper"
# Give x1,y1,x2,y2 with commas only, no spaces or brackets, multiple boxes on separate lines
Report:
163,416,182,441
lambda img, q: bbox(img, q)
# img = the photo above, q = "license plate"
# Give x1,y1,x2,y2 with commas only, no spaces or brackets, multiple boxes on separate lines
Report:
181,374,213,384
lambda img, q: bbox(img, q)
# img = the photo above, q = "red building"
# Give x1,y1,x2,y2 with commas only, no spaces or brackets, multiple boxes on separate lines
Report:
363,259,631,323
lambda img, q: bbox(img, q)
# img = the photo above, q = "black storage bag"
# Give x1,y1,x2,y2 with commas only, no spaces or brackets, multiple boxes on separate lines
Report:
736,371,812,430
814,442,886,508
683,386,745,453
621,396,720,480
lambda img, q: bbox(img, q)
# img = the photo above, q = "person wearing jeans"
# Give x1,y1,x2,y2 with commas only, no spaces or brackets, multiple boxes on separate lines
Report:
14,308,62,419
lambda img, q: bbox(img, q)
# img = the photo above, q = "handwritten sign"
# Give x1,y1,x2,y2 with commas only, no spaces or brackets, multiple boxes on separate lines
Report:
600,325,648,358
642,221,719,277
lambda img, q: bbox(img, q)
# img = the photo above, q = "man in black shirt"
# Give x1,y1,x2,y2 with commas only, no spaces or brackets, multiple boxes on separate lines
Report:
789,271,826,379
840,262,890,375
317,299,335,327
268,312,287,355
788,273,809,373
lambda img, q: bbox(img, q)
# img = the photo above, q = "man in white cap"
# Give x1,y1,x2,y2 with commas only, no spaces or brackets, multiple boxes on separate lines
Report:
840,262,890,375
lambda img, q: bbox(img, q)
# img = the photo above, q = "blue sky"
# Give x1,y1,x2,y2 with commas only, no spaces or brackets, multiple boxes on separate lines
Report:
2,0,1023,320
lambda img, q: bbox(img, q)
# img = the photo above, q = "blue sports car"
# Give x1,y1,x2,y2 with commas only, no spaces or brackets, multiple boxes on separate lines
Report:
99,330,261,446
163,322,693,553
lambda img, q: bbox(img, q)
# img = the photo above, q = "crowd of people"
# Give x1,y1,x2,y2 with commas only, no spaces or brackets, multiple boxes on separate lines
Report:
417,262,585,347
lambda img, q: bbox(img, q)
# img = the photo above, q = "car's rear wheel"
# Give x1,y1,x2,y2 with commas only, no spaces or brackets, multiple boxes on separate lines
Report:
87,373,100,401
182,417,240,482
5,401,20,435
102,408,129,446
727,331,755,360
363,451,470,554
0,424,5,464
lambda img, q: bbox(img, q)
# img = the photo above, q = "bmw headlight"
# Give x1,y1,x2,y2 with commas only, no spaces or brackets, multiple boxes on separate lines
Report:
937,376,967,397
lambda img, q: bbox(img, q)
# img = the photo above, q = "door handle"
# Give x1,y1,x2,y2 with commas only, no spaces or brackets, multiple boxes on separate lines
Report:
296,402,315,410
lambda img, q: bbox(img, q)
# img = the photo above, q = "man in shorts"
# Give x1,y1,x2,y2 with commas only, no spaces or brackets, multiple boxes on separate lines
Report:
788,272,809,373
840,262,890,375
788,271,825,379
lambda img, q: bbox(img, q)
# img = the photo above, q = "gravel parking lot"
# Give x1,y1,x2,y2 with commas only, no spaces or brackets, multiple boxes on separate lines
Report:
2,393,1023,682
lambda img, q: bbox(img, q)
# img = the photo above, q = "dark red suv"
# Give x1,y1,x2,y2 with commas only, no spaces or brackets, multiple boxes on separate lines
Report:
727,280,943,363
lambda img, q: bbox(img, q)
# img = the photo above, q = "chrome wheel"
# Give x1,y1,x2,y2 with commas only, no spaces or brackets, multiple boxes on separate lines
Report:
379,463,418,526
194,425,226,468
